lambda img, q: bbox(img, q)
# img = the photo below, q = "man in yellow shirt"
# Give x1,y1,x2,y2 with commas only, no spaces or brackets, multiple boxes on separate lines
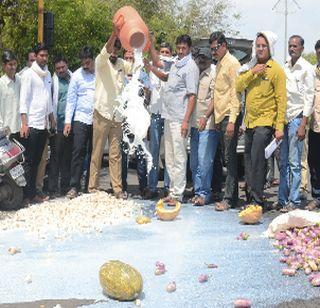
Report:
199,32,241,210
236,31,286,208
88,26,126,199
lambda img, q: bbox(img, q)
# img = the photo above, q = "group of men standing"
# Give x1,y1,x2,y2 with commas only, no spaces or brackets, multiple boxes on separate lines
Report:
144,30,319,213
0,25,319,213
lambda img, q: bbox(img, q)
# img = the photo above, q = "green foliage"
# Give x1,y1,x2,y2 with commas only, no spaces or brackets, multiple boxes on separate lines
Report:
174,0,240,38
45,0,113,70
0,0,239,72
0,0,38,68
303,52,317,65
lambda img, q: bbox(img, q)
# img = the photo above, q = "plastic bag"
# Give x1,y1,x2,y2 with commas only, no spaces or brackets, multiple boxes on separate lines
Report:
264,209,320,238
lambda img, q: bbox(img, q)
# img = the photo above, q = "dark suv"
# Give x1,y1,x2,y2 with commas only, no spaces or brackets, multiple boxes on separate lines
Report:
193,37,253,65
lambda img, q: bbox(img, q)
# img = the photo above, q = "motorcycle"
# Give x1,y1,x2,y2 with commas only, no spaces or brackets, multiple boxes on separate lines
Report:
0,128,26,210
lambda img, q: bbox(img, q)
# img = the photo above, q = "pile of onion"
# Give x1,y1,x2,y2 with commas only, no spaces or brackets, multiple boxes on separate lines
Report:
272,224,320,287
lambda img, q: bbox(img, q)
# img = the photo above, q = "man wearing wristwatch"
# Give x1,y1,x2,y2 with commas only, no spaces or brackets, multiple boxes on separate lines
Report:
145,34,199,205
198,32,241,211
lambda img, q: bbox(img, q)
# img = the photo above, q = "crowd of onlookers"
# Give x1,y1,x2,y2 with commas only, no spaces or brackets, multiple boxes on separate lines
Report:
0,25,319,213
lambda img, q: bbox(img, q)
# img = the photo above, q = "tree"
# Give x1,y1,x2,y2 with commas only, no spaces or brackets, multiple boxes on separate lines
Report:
0,0,37,68
0,0,19,49
175,0,240,38
303,52,317,65
45,0,113,70
0,0,240,72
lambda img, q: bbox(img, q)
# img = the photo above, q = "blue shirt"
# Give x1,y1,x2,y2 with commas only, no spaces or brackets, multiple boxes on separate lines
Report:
65,67,95,125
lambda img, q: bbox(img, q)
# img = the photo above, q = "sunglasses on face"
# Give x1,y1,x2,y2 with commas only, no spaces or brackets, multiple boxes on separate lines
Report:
210,44,222,53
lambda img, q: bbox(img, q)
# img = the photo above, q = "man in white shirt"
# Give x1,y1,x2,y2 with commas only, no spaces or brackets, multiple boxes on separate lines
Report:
0,50,21,139
20,43,55,203
64,46,95,199
144,42,173,199
279,35,315,212
18,50,36,77
306,40,320,211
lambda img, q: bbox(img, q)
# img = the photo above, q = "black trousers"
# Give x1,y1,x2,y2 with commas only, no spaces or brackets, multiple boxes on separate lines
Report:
121,143,147,193
211,139,223,195
308,129,320,201
48,132,73,194
69,121,93,191
24,128,48,199
244,126,273,206
211,115,241,206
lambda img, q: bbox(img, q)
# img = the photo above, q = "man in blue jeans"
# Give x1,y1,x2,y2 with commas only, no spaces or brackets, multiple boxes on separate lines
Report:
144,42,174,199
279,35,315,212
199,32,241,210
190,47,219,206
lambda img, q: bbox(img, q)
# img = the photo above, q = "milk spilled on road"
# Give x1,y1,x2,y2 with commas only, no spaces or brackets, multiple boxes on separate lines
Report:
115,48,152,172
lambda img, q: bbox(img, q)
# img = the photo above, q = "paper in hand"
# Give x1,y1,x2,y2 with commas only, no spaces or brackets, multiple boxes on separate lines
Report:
265,138,282,159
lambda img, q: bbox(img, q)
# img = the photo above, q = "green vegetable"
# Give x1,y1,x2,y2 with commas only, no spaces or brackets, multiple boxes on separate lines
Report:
99,260,143,301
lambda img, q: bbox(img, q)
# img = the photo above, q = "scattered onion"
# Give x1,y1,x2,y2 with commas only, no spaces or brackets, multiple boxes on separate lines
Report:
272,225,320,286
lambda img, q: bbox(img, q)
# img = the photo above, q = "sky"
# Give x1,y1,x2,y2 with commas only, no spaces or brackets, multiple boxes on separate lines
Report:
233,0,319,63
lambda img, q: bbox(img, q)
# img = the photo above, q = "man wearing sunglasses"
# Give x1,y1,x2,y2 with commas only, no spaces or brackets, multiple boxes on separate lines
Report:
198,32,241,211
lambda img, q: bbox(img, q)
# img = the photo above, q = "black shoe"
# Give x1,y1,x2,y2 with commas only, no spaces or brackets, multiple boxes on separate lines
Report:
159,189,169,199
49,191,59,200
144,189,158,200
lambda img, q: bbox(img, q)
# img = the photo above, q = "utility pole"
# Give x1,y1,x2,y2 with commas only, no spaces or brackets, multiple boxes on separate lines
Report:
284,0,288,61
272,0,300,62
38,0,44,43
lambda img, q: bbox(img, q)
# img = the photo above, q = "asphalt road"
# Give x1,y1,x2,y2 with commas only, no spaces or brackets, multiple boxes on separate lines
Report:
0,168,318,308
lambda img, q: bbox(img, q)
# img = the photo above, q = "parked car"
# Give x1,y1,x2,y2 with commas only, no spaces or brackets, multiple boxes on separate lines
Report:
193,37,253,65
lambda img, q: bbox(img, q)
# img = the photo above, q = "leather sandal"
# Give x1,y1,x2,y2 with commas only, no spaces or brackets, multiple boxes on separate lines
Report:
193,196,205,207
188,196,198,203
66,188,78,200
167,197,179,207
305,200,320,211
215,200,231,211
